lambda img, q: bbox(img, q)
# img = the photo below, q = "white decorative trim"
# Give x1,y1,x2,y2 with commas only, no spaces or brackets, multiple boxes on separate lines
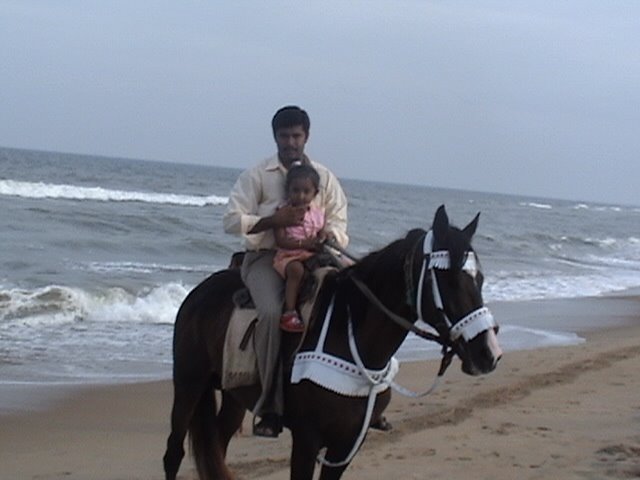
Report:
291,294,401,468
428,250,477,274
291,352,398,397
428,251,450,269
449,307,497,342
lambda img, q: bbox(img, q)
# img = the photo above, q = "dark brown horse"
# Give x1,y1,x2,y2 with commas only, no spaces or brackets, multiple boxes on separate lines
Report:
163,205,502,480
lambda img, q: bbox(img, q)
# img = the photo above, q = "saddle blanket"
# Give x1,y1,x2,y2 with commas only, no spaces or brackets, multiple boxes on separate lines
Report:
222,308,259,389
221,267,335,390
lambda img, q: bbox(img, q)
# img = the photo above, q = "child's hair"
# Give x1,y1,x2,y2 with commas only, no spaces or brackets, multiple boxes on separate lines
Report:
285,162,320,194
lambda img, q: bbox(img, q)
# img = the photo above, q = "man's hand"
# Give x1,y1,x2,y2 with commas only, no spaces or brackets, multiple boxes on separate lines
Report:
247,205,307,234
319,230,337,246
316,230,328,245
309,230,334,252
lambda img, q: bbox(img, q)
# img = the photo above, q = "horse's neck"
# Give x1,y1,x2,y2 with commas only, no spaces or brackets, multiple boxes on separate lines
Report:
349,266,413,370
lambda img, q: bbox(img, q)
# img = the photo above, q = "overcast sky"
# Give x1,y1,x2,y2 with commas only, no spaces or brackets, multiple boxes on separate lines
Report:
1,1,638,205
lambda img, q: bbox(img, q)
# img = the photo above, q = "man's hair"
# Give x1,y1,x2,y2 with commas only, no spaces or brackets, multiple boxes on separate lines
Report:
272,106,310,136
285,163,320,193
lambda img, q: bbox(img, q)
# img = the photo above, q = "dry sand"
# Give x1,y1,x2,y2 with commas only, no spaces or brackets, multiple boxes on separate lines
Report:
1,294,639,480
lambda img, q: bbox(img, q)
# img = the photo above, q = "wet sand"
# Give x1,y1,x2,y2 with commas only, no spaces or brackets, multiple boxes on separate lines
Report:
1,293,639,480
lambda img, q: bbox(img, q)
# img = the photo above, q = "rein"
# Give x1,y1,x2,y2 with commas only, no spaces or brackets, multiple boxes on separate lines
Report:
347,274,446,345
325,238,446,343
346,273,455,378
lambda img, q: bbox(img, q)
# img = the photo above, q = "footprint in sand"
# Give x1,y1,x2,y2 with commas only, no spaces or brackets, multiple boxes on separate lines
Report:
595,443,640,479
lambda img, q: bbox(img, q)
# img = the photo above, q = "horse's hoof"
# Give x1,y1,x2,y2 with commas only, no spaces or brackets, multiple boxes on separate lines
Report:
370,416,393,431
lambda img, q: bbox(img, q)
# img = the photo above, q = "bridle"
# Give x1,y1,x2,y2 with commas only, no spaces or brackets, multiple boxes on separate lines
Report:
409,230,497,345
344,230,498,373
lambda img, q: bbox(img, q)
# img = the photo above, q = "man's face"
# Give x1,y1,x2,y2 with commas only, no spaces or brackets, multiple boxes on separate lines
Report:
275,125,308,166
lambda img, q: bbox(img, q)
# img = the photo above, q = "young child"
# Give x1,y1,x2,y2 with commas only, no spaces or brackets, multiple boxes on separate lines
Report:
273,163,327,333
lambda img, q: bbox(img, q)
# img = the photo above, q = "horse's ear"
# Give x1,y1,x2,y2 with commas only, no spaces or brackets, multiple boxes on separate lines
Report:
463,212,480,239
432,205,449,242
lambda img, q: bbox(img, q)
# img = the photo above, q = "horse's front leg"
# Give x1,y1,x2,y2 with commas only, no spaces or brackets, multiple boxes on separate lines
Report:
290,426,322,480
318,390,392,480
317,457,350,480
315,427,359,480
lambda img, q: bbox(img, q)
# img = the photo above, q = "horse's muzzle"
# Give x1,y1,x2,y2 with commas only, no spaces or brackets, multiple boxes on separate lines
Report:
462,328,502,376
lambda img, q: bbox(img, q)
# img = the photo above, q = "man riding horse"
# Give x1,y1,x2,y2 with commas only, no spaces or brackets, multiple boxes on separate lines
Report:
222,105,348,437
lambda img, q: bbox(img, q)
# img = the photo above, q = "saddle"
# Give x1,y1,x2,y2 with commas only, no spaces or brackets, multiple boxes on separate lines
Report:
221,253,339,390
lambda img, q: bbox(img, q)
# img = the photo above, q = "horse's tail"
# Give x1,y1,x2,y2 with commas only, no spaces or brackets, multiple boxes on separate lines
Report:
189,382,233,480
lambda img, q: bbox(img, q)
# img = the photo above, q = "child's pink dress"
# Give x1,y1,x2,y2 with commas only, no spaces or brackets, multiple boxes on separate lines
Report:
273,206,325,277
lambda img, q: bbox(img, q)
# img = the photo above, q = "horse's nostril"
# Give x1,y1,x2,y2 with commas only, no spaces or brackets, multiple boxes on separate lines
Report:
480,346,502,372
494,354,502,367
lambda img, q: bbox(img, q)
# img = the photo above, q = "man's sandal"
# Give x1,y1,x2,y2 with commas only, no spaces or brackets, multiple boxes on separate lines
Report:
253,414,282,438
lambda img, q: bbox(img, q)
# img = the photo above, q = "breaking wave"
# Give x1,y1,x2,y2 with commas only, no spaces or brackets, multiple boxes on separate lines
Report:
0,179,228,207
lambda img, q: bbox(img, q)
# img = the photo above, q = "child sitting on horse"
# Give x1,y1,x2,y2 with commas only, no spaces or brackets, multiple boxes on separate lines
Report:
273,162,327,333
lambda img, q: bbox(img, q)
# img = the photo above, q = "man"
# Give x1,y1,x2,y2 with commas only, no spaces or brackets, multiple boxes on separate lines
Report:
223,106,348,437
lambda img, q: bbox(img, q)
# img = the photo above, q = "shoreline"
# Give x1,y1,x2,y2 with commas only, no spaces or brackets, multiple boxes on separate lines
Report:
2,289,638,416
1,292,639,479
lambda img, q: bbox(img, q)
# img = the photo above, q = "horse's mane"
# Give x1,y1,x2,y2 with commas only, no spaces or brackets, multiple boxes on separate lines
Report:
346,222,474,281
349,228,425,279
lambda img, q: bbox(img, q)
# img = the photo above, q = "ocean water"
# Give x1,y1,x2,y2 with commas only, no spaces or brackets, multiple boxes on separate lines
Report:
1,146,639,385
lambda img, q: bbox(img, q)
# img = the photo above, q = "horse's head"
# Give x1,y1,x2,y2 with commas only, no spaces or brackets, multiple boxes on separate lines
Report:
414,205,502,376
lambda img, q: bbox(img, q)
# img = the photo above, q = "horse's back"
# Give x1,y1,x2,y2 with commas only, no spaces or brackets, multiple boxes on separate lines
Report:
177,268,243,318
173,268,244,379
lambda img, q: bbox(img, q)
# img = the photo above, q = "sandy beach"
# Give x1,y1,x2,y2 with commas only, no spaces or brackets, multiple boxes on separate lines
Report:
1,293,639,480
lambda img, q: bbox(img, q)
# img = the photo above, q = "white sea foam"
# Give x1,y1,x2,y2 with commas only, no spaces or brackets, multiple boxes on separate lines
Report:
484,270,640,302
81,260,215,275
92,283,189,326
0,179,228,206
0,283,190,328
585,237,617,247
521,202,552,209
396,325,584,362
495,325,585,350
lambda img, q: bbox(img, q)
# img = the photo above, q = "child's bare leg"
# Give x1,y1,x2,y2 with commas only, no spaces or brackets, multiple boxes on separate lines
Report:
284,260,305,312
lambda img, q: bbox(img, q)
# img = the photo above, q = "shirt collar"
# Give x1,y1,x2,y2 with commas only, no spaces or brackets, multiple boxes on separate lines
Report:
264,154,311,172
